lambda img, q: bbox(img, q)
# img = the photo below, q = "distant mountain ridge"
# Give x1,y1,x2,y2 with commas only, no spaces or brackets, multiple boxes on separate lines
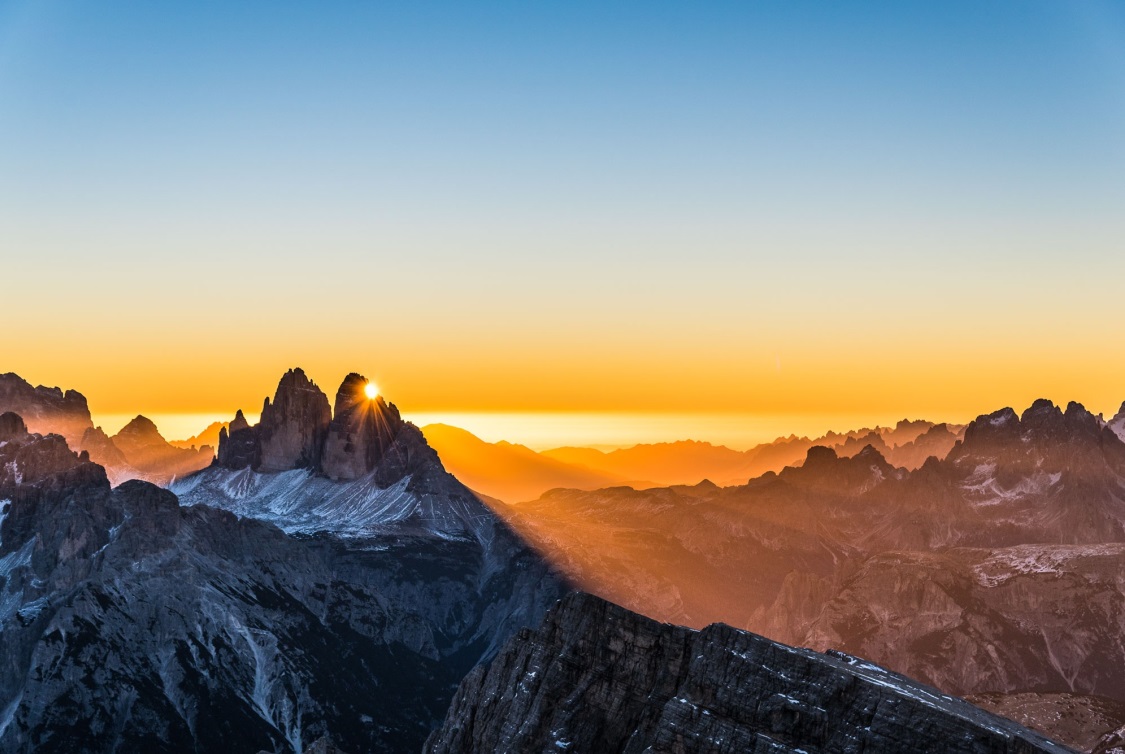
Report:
486,397,1125,749
0,373,213,486
425,417,966,502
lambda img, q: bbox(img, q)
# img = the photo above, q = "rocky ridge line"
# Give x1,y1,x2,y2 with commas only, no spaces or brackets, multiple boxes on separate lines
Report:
426,592,1074,753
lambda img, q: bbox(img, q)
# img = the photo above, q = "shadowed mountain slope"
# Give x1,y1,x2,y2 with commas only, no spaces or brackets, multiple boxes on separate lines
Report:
0,366,568,753
425,592,1071,754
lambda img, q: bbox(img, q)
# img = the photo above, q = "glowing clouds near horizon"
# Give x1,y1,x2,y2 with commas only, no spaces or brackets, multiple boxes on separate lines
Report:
364,382,379,400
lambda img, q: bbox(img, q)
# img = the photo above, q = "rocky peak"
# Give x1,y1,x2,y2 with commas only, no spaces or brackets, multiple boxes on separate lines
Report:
954,399,1117,473
1108,402,1125,444
229,409,251,435
78,426,131,483
781,444,897,494
0,419,107,528
103,415,213,485
112,415,165,448
215,409,261,470
257,367,332,472
0,373,94,445
320,373,404,482
211,369,438,485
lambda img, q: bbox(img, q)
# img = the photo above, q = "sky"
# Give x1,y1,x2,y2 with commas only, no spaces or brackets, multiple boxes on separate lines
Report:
3,1,1125,446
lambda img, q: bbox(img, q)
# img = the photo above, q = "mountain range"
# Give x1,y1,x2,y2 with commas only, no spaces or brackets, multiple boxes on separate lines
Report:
0,373,213,487
480,397,1125,749
423,417,965,502
3,367,1122,750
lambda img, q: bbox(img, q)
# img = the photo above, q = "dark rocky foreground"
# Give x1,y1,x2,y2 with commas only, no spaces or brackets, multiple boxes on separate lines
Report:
0,367,567,754
426,592,1073,754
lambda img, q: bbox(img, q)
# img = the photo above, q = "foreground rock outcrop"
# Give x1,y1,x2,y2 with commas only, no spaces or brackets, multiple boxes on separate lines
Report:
426,592,1072,754
0,380,567,753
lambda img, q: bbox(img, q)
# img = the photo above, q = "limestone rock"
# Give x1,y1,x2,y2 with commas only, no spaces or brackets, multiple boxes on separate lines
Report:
257,368,331,472
0,373,93,445
319,373,402,482
215,409,261,470
0,408,566,753
425,592,1072,754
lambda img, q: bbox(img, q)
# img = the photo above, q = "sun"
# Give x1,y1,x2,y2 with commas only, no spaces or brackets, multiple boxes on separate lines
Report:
364,382,379,399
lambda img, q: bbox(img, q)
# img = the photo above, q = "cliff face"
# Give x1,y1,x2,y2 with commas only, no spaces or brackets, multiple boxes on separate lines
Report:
256,368,332,472
492,398,1125,725
425,592,1072,754
319,373,401,481
213,370,407,483
0,373,93,446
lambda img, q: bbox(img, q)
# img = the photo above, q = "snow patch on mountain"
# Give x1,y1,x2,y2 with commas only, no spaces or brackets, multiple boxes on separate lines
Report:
961,469,1062,508
172,467,494,542
972,543,1125,587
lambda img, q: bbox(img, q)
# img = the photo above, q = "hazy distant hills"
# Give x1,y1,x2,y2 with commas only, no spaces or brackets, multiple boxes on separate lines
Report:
168,420,226,451
483,398,1125,750
419,424,625,503
0,373,213,486
425,417,965,502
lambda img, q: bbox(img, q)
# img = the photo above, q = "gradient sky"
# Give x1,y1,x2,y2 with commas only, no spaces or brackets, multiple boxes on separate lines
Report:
3,1,1125,441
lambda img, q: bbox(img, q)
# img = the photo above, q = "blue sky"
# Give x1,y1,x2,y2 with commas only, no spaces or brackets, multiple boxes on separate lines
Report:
2,1,1125,424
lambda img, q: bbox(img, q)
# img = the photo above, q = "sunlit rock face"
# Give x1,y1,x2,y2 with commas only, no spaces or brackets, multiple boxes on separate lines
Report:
425,592,1070,754
492,397,1125,749
257,368,332,472
76,426,134,485
0,373,93,447
319,373,402,482
108,415,212,485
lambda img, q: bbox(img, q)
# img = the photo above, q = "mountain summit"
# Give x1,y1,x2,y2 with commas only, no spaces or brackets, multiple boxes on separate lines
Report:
214,369,420,484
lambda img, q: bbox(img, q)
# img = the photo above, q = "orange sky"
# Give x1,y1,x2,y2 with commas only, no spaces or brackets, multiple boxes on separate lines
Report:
4,2,1124,446
8,314,1125,449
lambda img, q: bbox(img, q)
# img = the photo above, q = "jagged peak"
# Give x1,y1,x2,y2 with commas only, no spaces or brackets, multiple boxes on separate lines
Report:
1065,400,1093,419
229,409,251,434
114,415,165,442
277,366,320,390
855,443,886,461
1020,398,1059,422
803,445,838,465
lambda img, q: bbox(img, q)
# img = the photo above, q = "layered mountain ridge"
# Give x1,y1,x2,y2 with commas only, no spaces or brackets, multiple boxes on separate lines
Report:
4,364,1123,750
426,416,967,503
0,373,213,486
